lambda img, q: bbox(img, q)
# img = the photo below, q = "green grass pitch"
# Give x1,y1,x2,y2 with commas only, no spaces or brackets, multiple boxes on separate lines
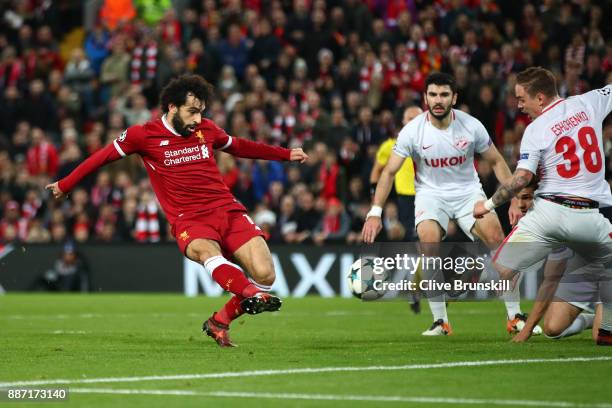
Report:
1,294,611,407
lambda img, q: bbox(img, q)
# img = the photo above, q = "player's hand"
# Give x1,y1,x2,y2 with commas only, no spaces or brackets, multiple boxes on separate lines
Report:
473,200,489,219
362,216,382,244
508,198,523,226
511,327,532,343
45,182,65,199
289,148,308,163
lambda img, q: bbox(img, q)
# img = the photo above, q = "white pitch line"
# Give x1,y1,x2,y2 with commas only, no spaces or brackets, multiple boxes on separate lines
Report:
1,356,610,388
69,389,612,408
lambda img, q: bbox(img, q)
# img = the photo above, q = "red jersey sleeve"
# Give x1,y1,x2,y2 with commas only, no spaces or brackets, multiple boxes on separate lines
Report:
207,120,290,161
57,143,121,193
112,126,146,157
57,126,145,193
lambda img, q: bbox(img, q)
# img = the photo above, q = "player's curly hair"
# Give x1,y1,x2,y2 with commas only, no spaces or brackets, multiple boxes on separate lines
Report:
160,74,214,113
516,67,558,99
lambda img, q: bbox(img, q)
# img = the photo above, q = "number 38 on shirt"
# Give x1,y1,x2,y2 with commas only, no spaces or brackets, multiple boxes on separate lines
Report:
555,126,603,178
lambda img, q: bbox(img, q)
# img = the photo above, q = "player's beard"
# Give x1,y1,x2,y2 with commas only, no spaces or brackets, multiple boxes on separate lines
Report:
427,103,452,121
172,114,196,137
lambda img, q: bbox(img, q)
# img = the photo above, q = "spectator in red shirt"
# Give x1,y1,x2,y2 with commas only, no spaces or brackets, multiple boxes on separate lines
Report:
0,200,28,242
26,127,58,178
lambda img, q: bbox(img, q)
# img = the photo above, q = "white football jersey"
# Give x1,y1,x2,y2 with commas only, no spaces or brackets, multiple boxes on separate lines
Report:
517,85,612,206
393,109,492,199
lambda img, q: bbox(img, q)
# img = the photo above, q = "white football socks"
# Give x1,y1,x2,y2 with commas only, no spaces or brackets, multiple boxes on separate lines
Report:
549,313,594,339
429,297,448,323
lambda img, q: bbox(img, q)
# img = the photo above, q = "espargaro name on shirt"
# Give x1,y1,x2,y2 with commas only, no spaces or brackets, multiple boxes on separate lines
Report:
163,145,209,166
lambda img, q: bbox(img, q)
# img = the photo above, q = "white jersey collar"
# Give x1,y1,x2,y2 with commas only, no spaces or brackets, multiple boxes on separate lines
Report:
162,114,181,136
541,98,564,114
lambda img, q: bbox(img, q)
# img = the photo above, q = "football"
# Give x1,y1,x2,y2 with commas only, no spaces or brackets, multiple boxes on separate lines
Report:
347,257,388,300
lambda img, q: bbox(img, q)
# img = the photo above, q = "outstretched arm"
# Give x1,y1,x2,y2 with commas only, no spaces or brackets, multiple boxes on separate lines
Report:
474,168,534,218
218,136,307,162
46,143,122,199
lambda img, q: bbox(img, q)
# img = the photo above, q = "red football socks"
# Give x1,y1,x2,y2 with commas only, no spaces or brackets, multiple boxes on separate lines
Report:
215,295,244,326
207,258,260,297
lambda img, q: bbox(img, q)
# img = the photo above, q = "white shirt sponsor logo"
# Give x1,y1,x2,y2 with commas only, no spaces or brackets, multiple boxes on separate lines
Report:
163,144,210,166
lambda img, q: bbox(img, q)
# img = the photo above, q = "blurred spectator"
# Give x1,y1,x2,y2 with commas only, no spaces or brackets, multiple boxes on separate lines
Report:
0,86,24,137
274,195,298,243
318,151,344,200
134,190,161,243
84,25,110,75
218,24,249,80
352,106,381,149
312,197,350,245
0,46,25,91
117,89,151,126
22,79,57,132
116,197,138,241
382,202,405,241
26,217,50,243
293,191,321,244
252,159,286,202
0,200,27,242
63,48,95,115
34,241,90,292
583,54,606,89
26,128,58,178
99,0,137,31
135,0,173,26
470,84,497,138
100,37,130,102
250,18,281,83
186,38,221,86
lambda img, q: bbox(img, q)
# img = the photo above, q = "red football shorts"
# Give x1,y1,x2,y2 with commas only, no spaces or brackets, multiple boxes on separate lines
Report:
172,208,264,257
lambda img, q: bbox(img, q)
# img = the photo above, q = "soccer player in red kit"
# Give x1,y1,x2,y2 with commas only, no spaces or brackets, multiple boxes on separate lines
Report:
46,75,308,347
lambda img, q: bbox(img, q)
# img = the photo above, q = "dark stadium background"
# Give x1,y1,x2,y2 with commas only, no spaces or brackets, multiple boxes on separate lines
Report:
0,0,610,293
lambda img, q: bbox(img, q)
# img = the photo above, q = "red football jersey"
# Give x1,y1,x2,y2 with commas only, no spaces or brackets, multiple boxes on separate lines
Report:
58,115,291,227
113,116,243,225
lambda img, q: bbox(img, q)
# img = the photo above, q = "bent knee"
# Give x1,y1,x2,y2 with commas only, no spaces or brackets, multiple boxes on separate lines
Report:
253,269,276,286
251,262,276,287
186,240,221,264
543,322,564,338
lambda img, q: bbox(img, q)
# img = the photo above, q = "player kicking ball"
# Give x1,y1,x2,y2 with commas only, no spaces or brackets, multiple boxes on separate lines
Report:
363,72,535,336
474,67,612,345
46,75,308,347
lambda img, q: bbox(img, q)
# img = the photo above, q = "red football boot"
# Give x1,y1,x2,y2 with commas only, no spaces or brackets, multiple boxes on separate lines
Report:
203,313,236,348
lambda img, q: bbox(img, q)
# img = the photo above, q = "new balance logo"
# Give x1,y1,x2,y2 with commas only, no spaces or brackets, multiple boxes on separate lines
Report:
160,140,169,146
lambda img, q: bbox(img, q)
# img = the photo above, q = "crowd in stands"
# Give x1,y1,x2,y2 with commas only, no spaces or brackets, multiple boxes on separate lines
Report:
0,0,610,246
